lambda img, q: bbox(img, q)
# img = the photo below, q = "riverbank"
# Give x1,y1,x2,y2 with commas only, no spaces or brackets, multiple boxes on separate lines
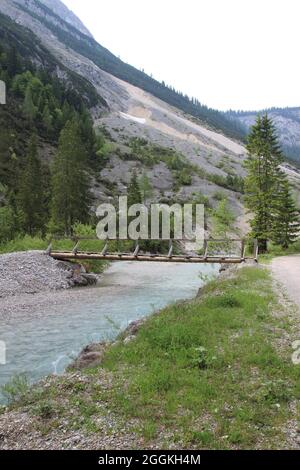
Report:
0,251,98,299
0,251,99,318
1,265,299,449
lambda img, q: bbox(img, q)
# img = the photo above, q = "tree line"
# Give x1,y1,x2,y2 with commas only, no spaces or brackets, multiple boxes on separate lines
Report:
0,44,105,241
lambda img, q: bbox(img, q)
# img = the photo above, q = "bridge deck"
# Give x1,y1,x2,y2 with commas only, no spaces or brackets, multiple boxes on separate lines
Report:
49,251,245,264
47,238,258,264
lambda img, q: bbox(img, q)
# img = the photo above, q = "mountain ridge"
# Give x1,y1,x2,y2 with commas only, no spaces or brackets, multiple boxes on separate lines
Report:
226,107,300,164
2,0,245,141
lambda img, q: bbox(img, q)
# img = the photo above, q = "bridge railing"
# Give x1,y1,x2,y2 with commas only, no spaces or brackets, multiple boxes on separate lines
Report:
46,237,259,263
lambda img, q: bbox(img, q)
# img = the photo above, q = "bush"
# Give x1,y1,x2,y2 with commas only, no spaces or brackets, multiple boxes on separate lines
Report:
1,374,29,405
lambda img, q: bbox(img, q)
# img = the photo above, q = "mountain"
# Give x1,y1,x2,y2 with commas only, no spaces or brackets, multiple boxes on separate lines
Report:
1,0,299,233
1,0,245,141
226,108,300,164
35,0,93,37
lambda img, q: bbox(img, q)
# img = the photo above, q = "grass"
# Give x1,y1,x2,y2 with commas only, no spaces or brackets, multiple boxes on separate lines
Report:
95,266,300,448
2,266,300,449
0,235,110,273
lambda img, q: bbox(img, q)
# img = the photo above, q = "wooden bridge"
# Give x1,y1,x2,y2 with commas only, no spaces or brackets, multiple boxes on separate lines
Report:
47,238,258,264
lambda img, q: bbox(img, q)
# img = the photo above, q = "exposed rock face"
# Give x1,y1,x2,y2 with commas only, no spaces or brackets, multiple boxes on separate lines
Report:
13,0,93,38
38,0,93,37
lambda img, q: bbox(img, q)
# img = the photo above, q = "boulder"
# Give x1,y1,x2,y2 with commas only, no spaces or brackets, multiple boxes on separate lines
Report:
68,343,108,370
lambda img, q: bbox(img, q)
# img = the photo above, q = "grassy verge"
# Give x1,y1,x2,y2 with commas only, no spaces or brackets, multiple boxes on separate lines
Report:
97,266,299,448
2,266,300,449
259,240,300,264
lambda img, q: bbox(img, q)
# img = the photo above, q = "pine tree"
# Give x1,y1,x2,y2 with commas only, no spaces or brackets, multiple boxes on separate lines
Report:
139,172,153,203
244,114,284,252
6,46,21,78
18,134,45,235
127,170,142,207
42,103,53,132
50,120,91,235
272,177,300,248
0,129,17,189
23,85,37,121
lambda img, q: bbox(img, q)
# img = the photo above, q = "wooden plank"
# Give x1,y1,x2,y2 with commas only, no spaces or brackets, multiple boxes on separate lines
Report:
49,251,244,264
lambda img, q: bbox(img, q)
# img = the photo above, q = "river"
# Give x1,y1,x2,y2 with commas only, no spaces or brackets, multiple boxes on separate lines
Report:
0,261,219,403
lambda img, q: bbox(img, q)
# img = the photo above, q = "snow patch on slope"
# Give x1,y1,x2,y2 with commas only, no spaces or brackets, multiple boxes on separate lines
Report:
119,112,146,125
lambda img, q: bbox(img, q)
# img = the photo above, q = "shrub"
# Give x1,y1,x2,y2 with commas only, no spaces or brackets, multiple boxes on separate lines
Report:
1,374,29,405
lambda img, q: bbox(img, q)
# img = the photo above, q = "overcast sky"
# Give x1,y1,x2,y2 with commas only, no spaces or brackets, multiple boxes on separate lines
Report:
63,0,300,111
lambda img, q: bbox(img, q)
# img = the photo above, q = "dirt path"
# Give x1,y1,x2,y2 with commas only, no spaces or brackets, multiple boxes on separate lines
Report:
271,255,300,309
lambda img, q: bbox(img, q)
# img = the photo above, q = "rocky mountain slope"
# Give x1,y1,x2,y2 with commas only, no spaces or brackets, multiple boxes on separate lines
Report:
227,108,300,164
1,0,299,231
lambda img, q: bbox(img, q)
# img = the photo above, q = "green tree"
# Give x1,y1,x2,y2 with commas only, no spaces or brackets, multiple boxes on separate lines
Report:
272,178,300,248
50,120,91,235
0,205,21,243
244,114,283,252
127,170,142,207
139,172,153,202
212,198,235,238
6,46,21,78
18,134,45,235
23,85,37,121
42,103,53,132
0,129,18,189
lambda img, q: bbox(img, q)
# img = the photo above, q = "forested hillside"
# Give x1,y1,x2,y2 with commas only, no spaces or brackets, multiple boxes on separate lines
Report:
0,12,109,241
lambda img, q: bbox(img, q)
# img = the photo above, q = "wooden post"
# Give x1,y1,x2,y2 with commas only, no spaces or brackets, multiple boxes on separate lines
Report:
241,239,245,261
203,239,208,260
101,239,109,256
253,239,259,262
45,243,52,255
133,241,140,257
72,240,79,255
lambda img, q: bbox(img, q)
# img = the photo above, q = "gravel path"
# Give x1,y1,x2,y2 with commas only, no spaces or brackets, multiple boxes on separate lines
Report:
271,255,300,309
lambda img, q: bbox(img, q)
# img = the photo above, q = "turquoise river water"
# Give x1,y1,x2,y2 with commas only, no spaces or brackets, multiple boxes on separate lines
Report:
0,261,219,403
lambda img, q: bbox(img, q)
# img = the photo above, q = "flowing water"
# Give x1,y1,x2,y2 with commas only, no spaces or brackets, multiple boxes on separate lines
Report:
0,261,219,402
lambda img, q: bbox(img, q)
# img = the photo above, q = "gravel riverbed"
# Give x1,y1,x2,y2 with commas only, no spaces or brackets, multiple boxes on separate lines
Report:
0,251,97,299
